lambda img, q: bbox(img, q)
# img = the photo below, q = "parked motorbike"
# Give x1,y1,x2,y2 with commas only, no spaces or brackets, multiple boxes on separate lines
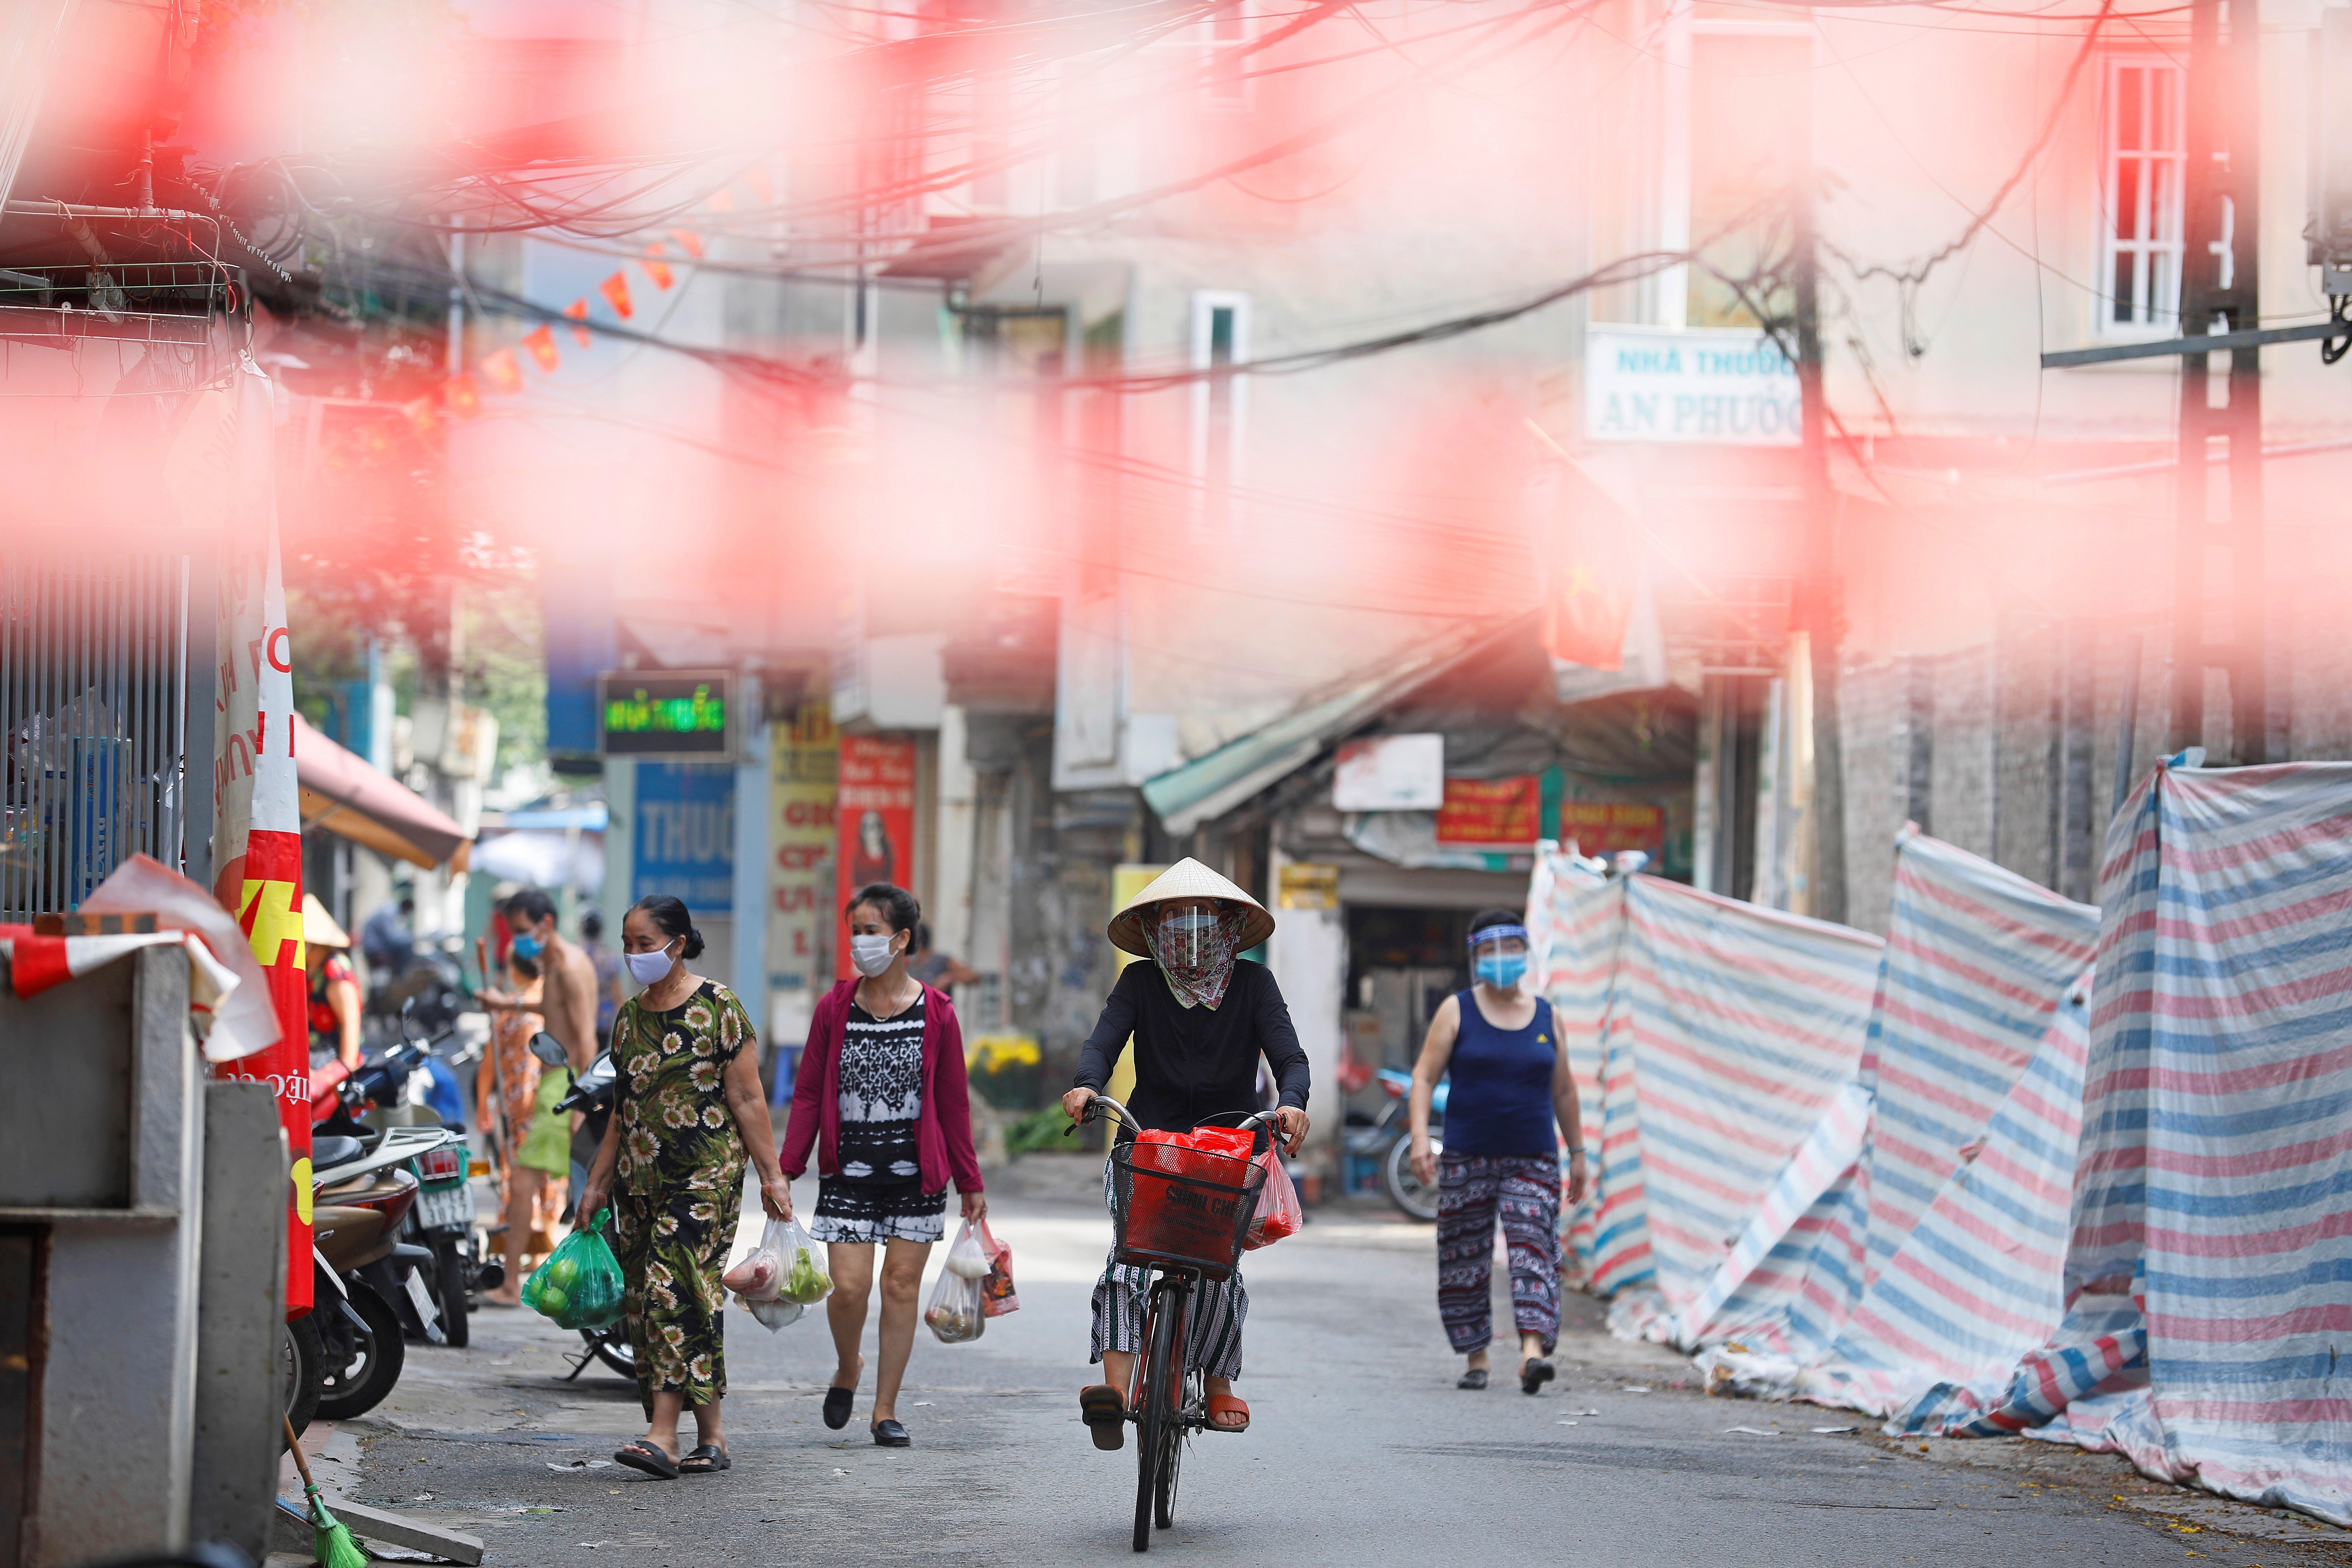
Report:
550,1049,633,1381
1353,1068,1445,1222
365,933,472,1041
309,1137,422,1420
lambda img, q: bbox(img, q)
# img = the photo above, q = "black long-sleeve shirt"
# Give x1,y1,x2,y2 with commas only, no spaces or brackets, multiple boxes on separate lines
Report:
1073,960,1311,1134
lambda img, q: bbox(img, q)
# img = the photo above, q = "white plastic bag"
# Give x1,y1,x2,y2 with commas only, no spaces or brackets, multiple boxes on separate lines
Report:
724,1217,831,1307
924,1266,986,1343
943,1218,991,1279
739,1293,805,1331
721,1224,783,1301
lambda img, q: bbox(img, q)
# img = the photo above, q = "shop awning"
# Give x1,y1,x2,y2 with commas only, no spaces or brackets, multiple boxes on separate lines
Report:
1139,617,1531,836
294,712,472,870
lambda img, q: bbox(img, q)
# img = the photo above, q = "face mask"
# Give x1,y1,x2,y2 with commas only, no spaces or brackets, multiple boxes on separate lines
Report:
1474,952,1528,991
849,933,899,978
509,930,544,961
624,943,675,985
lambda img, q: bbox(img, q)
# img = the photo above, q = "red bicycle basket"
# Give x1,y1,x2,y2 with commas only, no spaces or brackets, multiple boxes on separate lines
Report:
1109,1129,1267,1279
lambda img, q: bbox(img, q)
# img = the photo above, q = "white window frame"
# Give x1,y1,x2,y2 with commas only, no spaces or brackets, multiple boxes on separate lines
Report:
1189,291,1251,530
2096,53,2187,337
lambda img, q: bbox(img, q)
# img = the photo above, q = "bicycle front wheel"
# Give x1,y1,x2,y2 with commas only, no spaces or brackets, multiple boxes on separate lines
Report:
1133,1284,1186,1552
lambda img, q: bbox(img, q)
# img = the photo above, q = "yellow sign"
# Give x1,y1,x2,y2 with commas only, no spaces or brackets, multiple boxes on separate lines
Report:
1105,864,1168,1108
1277,862,1341,910
239,877,306,968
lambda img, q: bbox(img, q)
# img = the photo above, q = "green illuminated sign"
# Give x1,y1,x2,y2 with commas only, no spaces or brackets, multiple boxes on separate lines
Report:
597,671,732,757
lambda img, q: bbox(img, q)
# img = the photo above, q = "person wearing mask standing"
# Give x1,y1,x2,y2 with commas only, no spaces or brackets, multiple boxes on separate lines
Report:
477,950,570,1307
483,888,598,1078
777,883,986,1449
1408,910,1585,1393
576,896,792,1478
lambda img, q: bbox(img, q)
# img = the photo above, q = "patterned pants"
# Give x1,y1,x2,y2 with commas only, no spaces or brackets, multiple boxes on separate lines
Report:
613,1182,741,1417
1090,1158,1247,1380
1436,1154,1562,1356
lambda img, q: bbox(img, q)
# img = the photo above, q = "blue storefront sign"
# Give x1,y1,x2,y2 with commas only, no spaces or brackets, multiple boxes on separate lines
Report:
633,762,735,913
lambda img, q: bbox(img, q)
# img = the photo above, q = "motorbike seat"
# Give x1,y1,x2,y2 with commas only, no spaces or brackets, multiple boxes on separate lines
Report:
312,1135,366,1171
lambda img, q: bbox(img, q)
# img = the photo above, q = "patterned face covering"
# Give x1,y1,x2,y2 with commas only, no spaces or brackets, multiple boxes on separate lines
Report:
1145,903,1248,1010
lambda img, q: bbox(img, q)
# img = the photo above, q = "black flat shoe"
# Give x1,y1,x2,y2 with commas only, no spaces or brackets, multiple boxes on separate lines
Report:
1520,1358,1556,1395
822,1386,854,1430
679,1445,730,1474
1457,1369,1489,1390
613,1440,679,1479
872,1419,910,1447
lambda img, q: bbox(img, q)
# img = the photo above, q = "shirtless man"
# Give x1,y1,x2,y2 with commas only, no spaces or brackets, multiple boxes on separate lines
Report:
477,887,603,1305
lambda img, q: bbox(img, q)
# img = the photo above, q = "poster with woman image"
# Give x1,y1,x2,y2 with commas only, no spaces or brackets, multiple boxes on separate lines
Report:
834,733,916,977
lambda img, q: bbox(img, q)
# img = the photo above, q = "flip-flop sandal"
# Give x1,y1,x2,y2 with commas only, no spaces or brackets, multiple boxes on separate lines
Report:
822,1386,854,1431
1079,1385,1126,1451
1520,1358,1556,1395
1457,1369,1489,1390
679,1445,730,1474
871,1419,910,1448
1205,1394,1250,1433
613,1441,679,1479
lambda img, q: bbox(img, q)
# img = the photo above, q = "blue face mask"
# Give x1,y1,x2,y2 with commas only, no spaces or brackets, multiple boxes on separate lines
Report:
510,930,545,960
1474,952,1527,991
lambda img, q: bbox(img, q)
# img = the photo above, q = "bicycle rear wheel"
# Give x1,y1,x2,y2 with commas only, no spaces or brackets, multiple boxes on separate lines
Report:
1133,1283,1186,1552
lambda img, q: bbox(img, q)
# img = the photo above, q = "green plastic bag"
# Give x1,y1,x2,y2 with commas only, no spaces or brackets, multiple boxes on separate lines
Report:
522,1215,625,1330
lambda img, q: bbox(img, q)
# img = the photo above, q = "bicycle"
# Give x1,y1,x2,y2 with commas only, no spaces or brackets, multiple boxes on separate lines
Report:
1073,1095,1277,1553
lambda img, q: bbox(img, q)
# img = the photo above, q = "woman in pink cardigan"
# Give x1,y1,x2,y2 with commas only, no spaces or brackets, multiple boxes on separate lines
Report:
777,882,986,1447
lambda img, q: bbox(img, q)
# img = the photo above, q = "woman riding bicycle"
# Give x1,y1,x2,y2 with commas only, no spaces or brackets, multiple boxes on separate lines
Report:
1061,859,1310,1447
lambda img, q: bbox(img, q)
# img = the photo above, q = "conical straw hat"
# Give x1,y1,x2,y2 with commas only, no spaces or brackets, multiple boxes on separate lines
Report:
303,893,352,950
1107,857,1276,958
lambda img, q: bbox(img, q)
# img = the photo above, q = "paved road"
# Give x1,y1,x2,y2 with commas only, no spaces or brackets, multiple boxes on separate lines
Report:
322,1161,2352,1568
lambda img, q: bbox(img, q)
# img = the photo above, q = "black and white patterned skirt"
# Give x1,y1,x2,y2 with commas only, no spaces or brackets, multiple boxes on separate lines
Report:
809,1176,947,1245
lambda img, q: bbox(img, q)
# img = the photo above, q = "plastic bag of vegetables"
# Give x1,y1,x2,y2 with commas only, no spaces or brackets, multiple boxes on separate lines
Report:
924,1264,985,1344
775,1219,832,1304
521,1214,625,1330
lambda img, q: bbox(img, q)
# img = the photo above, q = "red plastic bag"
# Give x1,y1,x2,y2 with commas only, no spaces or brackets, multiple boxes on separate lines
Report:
976,1216,1020,1317
1245,1151,1302,1249
1121,1127,1260,1266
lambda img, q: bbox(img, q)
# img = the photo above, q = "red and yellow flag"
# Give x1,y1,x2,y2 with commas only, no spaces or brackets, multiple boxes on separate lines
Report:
210,361,313,1315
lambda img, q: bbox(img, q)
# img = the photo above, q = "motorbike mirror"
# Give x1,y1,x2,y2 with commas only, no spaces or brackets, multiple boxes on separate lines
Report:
527,1031,570,1068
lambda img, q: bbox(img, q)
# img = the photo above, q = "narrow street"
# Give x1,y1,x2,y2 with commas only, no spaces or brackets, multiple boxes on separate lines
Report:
301,1162,2343,1568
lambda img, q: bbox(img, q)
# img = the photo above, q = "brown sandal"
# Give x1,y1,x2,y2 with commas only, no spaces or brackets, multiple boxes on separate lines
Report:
1080,1385,1126,1451
1205,1394,1250,1433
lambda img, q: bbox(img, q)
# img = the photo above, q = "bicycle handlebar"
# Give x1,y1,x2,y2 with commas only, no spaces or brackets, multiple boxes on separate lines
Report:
1066,1093,1287,1144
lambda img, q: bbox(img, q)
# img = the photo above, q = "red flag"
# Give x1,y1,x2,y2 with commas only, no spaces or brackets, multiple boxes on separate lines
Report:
564,298,593,348
600,271,634,319
669,227,706,260
479,347,523,394
208,378,312,1314
522,324,559,372
445,374,481,418
641,247,674,291
1539,466,1634,670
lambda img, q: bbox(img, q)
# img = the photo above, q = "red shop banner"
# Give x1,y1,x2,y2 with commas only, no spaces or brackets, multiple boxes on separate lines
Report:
836,734,917,976
1559,801,1665,859
1435,776,1541,845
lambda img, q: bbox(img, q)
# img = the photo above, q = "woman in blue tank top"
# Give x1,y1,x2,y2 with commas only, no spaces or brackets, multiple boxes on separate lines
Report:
1407,909,1587,1393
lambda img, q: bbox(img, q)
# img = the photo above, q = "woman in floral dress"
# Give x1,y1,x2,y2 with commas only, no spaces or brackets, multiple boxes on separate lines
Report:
577,895,793,1479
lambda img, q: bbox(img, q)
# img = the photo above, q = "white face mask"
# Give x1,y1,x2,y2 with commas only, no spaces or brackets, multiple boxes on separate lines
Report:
624,942,676,985
849,933,899,978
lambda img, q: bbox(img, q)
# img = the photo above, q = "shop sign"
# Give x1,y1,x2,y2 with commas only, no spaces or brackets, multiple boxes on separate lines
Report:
836,734,917,977
1436,776,1540,845
599,670,732,758
767,700,837,1005
1277,862,1341,910
1585,327,1800,447
634,762,735,911
1560,801,1666,858
1332,734,1444,811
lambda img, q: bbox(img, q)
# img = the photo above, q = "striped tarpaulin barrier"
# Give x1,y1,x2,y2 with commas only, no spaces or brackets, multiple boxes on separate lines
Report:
1527,851,1616,1268
2014,761,2352,1526
1595,877,1882,1309
1681,832,2096,1369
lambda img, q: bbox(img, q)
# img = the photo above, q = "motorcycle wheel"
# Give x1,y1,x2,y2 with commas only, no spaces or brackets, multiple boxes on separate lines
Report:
283,1315,325,1441
317,1283,407,1421
434,1238,471,1348
1385,1134,1442,1223
586,1327,637,1380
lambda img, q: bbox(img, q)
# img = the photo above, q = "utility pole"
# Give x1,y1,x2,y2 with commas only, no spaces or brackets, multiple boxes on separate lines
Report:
1792,176,1848,925
2171,0,2265,761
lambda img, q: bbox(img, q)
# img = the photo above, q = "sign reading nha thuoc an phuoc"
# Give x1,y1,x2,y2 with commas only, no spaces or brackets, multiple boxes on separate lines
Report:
1584,328,1800,447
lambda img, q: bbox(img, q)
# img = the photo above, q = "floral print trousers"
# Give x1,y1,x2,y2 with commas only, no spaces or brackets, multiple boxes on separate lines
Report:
614,1184,740,1416
1435,1154,1562,1356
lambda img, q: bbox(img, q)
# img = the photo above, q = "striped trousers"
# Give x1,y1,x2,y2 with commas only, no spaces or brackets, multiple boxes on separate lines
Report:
1090,1158,1248,1380
1436,1153,1561,1356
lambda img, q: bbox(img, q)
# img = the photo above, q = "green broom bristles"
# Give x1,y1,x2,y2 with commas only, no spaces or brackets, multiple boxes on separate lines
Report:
302,1478,371,1568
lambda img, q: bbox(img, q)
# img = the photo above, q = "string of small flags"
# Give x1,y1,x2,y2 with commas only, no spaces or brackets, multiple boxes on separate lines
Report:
402,169,767,434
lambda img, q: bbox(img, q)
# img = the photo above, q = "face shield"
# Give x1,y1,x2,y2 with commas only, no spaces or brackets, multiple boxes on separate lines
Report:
1153,901,1226,972
1468,923,1530,991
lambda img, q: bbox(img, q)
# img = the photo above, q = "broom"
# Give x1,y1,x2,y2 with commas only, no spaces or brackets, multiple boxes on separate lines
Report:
284,1414,370,1568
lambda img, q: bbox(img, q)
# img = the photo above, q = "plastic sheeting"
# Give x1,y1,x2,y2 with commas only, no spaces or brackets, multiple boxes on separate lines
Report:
2000,762,2352,1526
1528,859,1882,1306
